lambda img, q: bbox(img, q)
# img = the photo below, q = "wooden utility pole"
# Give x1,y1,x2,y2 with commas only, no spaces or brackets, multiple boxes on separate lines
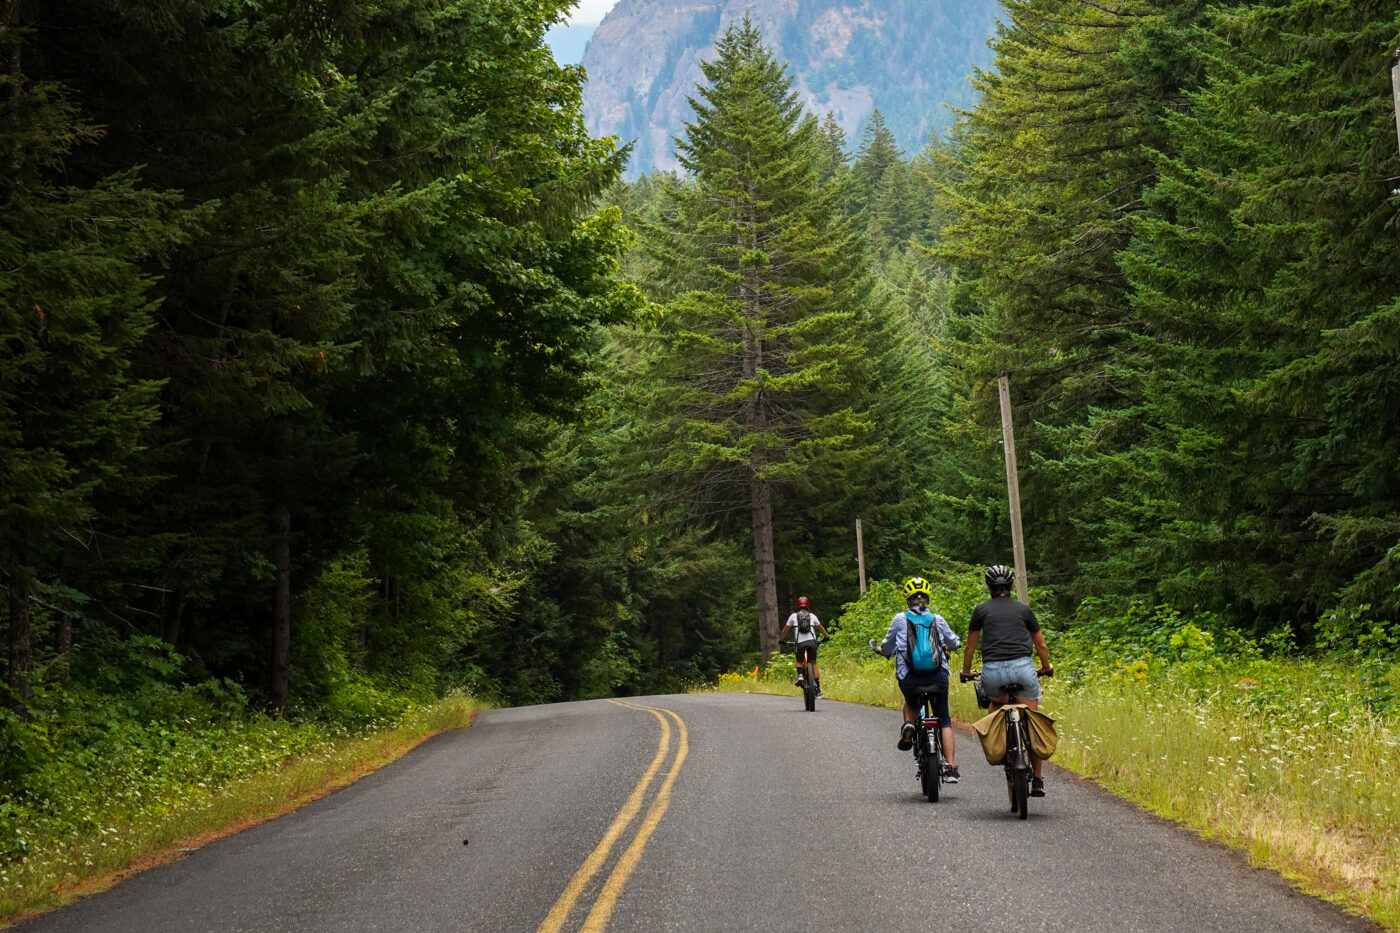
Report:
855,518,867,595
997,374,1029,603
1391,50,1400,164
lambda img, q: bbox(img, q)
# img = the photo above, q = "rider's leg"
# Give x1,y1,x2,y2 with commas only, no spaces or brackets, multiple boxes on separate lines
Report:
1024,696,1043,778
933,688,955,767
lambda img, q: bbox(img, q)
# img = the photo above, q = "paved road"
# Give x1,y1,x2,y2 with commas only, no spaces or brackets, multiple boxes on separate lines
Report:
16,693,1379,933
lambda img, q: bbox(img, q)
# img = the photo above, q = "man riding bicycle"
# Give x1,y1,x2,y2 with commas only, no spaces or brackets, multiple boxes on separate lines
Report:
778,596,829,697
960,564,1054,796
871,577,962,782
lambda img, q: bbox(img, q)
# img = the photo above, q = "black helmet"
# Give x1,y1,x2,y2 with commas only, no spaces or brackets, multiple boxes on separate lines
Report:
984,564,1014,589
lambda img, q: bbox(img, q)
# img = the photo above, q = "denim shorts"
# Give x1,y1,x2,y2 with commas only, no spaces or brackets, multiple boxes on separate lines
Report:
981,656,1042,700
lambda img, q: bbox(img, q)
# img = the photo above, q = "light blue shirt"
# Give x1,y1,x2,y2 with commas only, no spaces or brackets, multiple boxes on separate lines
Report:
879,610,961,680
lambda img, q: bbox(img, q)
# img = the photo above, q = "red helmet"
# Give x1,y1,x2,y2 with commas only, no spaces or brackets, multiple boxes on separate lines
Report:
795,596,810,609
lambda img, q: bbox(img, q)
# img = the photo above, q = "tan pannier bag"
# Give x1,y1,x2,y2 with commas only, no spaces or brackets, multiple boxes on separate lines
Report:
972,704,1057,765
971,707,1007,764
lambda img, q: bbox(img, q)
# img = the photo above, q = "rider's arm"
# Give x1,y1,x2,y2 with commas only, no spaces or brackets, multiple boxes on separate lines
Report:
876,615,901,658
1031,630,1053,673
960,630,980,676
816,623,830,638
935,615,961,652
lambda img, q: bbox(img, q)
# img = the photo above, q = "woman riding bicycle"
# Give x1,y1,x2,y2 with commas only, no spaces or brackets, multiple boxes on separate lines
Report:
960,564,1054,796
872,577,962,782
779,596,829,697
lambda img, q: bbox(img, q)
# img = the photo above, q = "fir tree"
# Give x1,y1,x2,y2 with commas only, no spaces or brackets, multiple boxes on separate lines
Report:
639,18,873,662
1,9,186,710
850,108,904,218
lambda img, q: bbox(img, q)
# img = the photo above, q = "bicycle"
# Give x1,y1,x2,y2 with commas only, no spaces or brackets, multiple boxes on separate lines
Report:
868,638,951,802
961,669,1052,819
908,685,947,802
782,637,828,711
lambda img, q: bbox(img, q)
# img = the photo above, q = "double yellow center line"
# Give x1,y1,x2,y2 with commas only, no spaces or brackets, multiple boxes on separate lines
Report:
535,700,689,933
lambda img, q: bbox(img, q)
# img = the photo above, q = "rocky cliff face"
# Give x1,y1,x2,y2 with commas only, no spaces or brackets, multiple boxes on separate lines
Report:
580,0,1000,177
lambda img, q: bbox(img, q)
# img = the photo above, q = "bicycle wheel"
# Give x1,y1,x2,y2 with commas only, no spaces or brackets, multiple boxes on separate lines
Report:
925,730,942,802
1013,768,1030,819
918,730,939,802
803,681,816,711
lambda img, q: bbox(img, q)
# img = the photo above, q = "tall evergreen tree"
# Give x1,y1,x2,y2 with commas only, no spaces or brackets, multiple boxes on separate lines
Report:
1,5,185,710
850,108,904,218
638,18,874,662
935,0,1170,604
1113,0,1400,631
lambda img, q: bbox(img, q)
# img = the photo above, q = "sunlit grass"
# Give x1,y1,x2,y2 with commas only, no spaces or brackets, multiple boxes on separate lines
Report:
0,694,483,926
1051,667,1400,928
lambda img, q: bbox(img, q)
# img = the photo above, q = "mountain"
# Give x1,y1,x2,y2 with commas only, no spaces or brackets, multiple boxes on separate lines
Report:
580,0,1001,177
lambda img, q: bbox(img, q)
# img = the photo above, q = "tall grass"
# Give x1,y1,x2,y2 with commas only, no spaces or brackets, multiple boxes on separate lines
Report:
0,693,482,925
712,574,1400,930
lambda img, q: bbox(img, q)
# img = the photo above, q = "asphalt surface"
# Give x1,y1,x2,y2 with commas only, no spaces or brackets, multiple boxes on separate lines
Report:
14,693,1380,933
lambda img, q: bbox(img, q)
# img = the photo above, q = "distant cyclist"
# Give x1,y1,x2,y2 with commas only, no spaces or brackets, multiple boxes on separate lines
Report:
779,596,829,697
960,564,1053,796
870,577,962,782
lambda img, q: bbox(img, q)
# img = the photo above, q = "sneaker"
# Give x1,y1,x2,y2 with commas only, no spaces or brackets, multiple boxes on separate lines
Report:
897,723,915,750
943,765,961,783
1031,777,1045,797
815,689,824,698
795,677,805,688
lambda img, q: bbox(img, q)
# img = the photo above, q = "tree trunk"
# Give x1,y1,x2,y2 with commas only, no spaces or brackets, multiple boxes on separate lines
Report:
751,475,779,664
162,586,186,650
742,294,780,662
54,549,73,685
269,500,291,713
55,606,71,686
7,570,32,716
1,0,21,95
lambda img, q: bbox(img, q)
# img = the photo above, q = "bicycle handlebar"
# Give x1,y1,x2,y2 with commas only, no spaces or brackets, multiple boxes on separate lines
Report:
960,667,1054,683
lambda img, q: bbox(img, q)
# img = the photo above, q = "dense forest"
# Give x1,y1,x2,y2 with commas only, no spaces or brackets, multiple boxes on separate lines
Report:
3,0,1398,817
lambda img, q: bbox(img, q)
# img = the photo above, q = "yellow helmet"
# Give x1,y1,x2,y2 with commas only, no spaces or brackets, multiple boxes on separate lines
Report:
902,576,932,600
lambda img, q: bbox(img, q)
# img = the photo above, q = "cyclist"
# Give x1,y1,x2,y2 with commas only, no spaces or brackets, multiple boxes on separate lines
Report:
778,596,829,697
960,564,1054,796
870,577,962,782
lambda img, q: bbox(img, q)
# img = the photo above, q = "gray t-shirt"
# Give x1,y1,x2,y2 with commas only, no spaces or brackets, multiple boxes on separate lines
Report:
968,597,1039,662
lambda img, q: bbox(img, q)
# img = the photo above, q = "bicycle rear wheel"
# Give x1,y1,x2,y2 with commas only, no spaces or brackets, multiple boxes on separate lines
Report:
920,736,940,802
803,681,816,711
1012,768,1029,819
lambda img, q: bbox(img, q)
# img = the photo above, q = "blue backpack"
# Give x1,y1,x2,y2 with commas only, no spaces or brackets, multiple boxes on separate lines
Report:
905,611,943,673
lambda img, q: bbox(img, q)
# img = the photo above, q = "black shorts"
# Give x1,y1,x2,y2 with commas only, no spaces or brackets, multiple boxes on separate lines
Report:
795,642,818,664
899,670,950,728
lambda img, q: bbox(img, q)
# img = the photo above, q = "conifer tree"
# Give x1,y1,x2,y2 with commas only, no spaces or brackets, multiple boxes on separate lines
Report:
1114,0,1400,630
639,18,873,661
935,0,1168,603
850,109,904,218
1,10,185,710
814,112,850,187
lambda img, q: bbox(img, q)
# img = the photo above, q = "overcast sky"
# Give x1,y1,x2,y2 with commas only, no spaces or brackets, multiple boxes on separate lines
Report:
567,0,619,25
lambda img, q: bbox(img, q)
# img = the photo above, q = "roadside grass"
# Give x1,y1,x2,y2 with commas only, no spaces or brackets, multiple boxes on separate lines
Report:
710,575,1400,931
0,693,483,927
